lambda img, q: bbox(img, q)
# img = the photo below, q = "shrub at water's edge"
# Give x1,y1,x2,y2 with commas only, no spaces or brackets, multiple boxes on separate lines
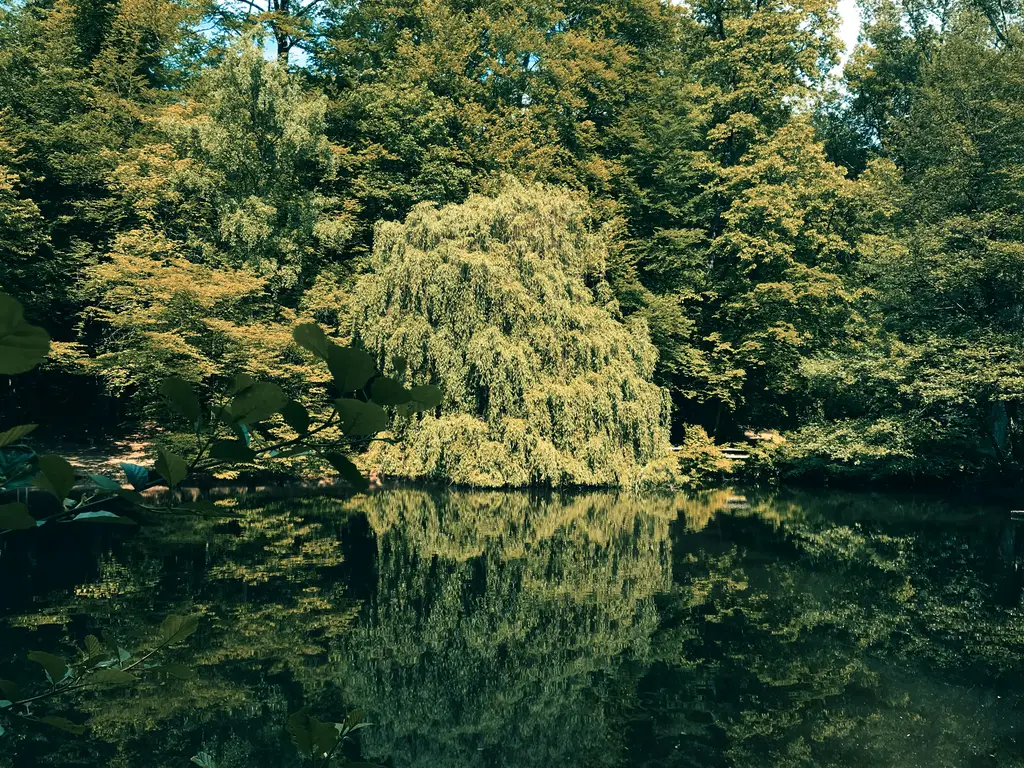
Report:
356,182,680,488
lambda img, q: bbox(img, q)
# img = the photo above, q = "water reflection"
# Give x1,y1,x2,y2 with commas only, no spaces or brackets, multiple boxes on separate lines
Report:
0,488,1021,768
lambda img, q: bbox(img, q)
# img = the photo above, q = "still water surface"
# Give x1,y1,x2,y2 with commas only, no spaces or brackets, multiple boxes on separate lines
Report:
1,487,1022,767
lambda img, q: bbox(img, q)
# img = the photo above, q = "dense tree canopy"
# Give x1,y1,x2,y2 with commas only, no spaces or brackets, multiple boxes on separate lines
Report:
0,0,1021,485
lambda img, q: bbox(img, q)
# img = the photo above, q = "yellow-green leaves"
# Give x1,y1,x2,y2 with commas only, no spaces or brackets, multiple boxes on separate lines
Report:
0,292,50,374
0,423,37,447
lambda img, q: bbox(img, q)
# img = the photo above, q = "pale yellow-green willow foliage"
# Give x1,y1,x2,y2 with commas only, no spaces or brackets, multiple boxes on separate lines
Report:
357,182,680,487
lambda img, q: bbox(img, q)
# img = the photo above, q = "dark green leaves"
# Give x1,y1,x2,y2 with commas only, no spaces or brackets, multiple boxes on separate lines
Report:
325,453,368,491
34,454,75,500
370,377,411,405
227,382,287,426
336,399,388,437
158,615,199,646
89,668,138,686
71,511,137,525
328,346,376,394
155,447,187,488
0,502,36,531
27,651,68,684
408,384,443,411
0,423,36,447
160,376,203,427
161,663,196,681
280,400,310,435
209,439,256,463
286,710,339,760
120,462,150,491
0,293,50,375
292,322,333,359
293,322,376,393
38,716,85,735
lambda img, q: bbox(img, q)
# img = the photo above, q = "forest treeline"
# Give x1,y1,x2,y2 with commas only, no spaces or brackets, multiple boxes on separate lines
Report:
0,0,1021,486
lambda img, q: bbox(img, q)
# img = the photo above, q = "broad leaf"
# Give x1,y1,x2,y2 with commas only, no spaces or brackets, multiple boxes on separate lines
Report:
0,423,36,447
335,399,388,437
286,711,339,759
409,384,443,411
0,680,20,701
327,346,376,393
228,382,287,426
34,454,76,500
155,447,187,489
230,373,257,395
158,614,199,646
392,356,408,376
72,511,137,525
120,462,150,491
38,716,85,735
162,663,196,681
209,439,256,463
0,502,36,531
325,453,369,491
84,635,103,657
89,474,121,491
292,322,333,359
370,377,412,405
160,376,203,426
27,651,69,684
191,752,217,767
0,293,50,374
280,400,310,435
89,668,138,686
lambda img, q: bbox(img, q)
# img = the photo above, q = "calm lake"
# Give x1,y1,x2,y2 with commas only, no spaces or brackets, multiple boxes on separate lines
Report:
1,487,1022,767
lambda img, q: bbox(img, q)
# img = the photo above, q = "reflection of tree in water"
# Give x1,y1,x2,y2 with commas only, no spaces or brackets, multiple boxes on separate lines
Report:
335,490,679,768
632,490,1024,768
0,492,364,768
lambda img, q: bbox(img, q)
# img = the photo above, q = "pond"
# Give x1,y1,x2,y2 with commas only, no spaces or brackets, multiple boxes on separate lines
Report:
1,487,1022,767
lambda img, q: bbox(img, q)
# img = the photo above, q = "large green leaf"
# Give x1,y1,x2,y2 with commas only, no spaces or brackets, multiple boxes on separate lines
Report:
209,439,256,463
292,322,333,359
159,376,203,426
0,424,36,447
280,400,310,435
33,454,76,500
38,716,85,735
72,511,137,525
154,447,187,489
0,502,36,531
89,668,138,686
328,346,376,393
120,462,150,490
0,680,21,701
0,293,50,375
158,614,199,646
408,384,443,411
325,452,369,491
286,711,339,759
228,382,287,425
27,651,69,684
335,399,388,437
370,377,412,405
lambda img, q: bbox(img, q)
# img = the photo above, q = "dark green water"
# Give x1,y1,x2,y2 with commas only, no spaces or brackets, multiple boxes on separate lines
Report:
1,488,1022,767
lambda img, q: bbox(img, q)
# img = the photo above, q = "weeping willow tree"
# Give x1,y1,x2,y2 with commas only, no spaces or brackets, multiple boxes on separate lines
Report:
357,182,679,487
